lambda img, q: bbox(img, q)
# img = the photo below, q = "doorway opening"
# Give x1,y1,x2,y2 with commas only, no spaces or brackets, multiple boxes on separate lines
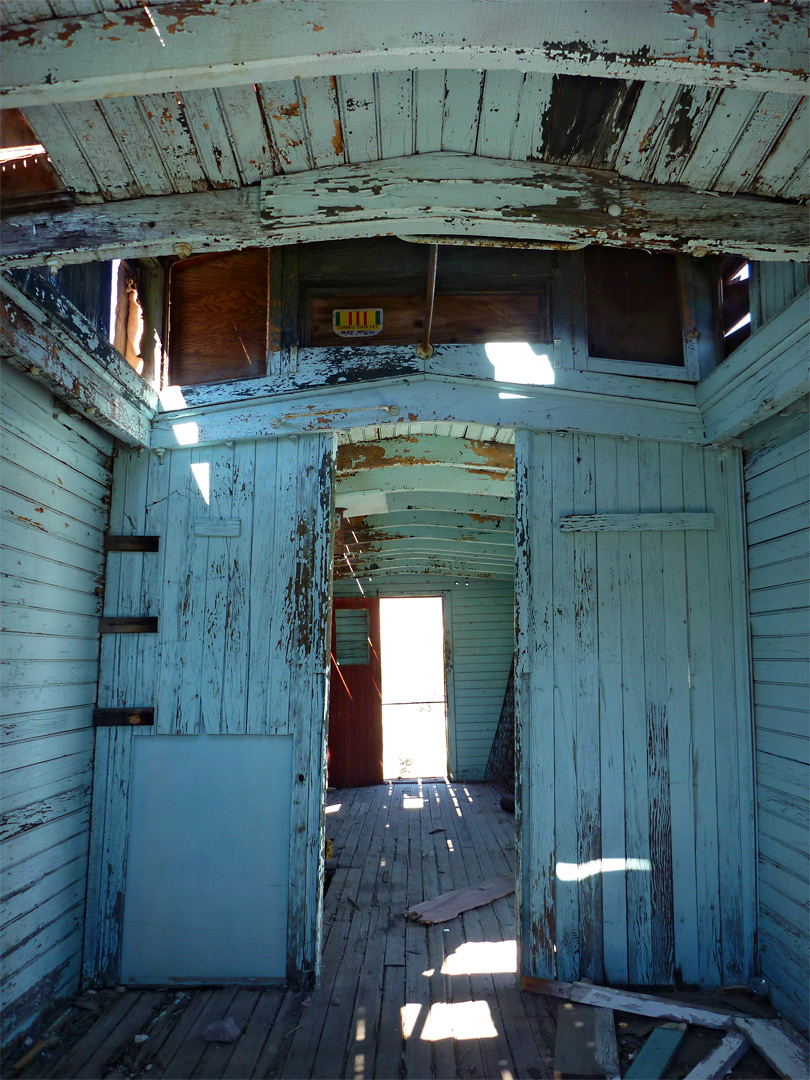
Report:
379,596,448,779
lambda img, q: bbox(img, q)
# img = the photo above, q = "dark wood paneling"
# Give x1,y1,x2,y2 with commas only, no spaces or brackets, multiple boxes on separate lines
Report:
584,247,684,366
327,597,383,788
309,291,550,346
168,248,269,386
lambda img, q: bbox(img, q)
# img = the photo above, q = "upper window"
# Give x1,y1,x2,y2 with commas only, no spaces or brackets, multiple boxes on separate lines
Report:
584,247,684,367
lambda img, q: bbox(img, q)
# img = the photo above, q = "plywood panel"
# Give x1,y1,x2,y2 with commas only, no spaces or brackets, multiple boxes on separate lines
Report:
515,429,754,990
120,735,292,982
168,249,269,386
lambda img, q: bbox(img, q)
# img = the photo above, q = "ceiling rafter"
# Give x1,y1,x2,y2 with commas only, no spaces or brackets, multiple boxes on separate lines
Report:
2,154,807,269
2,0,807,108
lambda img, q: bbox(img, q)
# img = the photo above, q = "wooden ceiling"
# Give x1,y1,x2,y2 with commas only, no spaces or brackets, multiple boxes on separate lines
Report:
13,71,808,206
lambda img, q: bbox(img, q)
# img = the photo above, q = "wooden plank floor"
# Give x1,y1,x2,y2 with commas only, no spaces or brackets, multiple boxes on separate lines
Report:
16,782,557,1080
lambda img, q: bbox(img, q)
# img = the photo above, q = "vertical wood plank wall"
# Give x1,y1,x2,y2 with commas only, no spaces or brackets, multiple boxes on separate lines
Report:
333,577,515,780
515,430,755,989
744,406,809,1029
85,432,335,987
753,262,810,328
1,362,113,1043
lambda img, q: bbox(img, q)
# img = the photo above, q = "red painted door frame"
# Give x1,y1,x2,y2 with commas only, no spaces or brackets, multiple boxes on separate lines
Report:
327,597,383,788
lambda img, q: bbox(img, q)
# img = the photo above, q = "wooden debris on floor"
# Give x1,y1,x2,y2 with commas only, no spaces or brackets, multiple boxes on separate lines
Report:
524,978,809,1080
554,999,620,1080
403,872,515,923
623,1022,686,1079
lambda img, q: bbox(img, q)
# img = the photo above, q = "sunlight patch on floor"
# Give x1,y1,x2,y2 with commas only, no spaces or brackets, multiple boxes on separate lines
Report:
441,940,517,975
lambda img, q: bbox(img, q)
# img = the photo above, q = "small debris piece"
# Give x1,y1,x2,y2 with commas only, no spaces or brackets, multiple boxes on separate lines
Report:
133,1034,149,1045
500,793,515,813
404,874,515,923
202,1017,241,1043
624,1023,686,1080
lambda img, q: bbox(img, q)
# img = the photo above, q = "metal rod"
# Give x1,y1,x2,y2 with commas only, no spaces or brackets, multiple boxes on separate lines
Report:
416,243,438,359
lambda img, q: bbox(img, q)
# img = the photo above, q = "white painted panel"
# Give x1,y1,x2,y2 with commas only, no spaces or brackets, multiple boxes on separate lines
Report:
516,430,755,990
121,734,292,983
744,406,810,1031
0,360,112,1044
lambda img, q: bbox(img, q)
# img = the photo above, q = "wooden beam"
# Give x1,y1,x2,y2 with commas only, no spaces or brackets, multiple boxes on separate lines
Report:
1,296,153,447
2,156,807,269
698,289,810,443
731,1017,810,1080
521,979,735,1030
149,375,704,448
2,0,806,109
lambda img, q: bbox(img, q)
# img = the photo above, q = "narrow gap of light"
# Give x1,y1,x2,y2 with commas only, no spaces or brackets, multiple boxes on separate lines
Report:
324,803,341,815
446,837,455,852
356,1017,366,1041
446,783,463,818
142,2,167,45
0,143,45,163
499,392,529,400
556,857,652,881
730,262,750,282
190,462,210,504
172,421,199,446
108,260,120,343
724,312,751,338
485,341,555,387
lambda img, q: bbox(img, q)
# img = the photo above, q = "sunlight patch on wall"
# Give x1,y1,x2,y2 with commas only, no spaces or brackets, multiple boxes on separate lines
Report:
556,857,651,881
172,421,199,446
190,462,210,504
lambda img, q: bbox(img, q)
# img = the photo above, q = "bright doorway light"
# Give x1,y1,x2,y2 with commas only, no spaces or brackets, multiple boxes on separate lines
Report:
380,597,447,779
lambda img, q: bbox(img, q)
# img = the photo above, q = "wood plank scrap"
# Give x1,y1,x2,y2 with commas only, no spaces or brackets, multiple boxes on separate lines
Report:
553,1000,603,1079
732,1016,810,1080
522,979,734,1029
624,1023,686,1079
684,1032,749,1080
403,873,515,923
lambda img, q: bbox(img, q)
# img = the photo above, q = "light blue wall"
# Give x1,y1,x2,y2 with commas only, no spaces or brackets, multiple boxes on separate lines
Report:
1,362,112,1043
754,262,809,328
744,404,810,1032
334,576,515,780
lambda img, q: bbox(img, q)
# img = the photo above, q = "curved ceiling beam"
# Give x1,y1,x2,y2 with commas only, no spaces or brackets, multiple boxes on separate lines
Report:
3,155,807,270
336,465,513,500
2,0,806,108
